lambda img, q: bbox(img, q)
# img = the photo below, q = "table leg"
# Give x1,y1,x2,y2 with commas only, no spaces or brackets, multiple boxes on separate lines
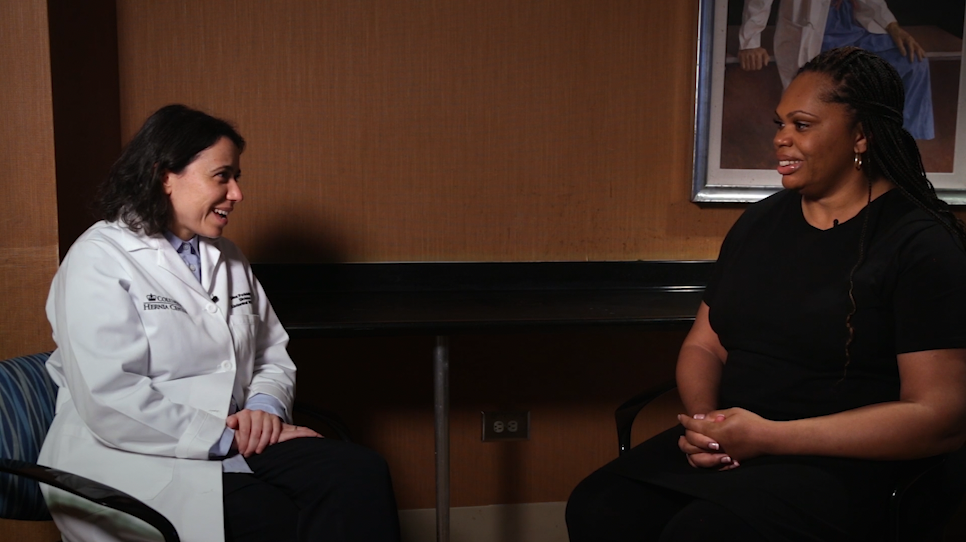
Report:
434,335,450,542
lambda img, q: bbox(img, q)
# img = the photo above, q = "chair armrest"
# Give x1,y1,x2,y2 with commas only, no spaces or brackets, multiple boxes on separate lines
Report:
615,380,677,455
0,459,180,542
293,401,353,442
889,446,966,542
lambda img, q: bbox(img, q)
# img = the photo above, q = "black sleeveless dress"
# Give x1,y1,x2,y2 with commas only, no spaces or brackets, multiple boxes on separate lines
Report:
602,189,966,542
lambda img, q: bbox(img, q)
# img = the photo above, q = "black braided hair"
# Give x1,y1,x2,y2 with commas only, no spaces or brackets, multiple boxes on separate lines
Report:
798,47,966,379
799,47,966,250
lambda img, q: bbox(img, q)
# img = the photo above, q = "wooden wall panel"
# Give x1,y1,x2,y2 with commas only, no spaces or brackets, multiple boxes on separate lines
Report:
0,0,60,539
289,328,687,509
0,520,60,542
0,0,58,359
115,0,742,263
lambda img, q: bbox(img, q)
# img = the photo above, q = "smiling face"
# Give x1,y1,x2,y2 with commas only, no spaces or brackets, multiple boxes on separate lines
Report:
773,71,867,199
163,137,243,240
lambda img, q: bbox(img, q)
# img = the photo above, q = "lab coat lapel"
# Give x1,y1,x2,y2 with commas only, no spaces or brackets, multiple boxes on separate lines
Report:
155,239,210,298
199,237,223,293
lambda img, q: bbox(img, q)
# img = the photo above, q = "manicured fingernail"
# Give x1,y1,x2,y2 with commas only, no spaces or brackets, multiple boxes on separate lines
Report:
693,413,706,420
708,442,719,451
676,414,682,422
721,456,732,464
732,461,740,468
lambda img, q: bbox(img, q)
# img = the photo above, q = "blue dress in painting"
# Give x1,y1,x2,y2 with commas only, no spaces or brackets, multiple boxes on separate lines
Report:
821,0,934,140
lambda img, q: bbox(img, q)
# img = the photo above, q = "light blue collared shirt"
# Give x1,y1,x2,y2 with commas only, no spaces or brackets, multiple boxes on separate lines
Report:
163,231,201,283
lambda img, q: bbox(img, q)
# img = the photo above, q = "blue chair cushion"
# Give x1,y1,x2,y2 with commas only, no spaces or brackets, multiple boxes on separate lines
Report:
0,352,56,520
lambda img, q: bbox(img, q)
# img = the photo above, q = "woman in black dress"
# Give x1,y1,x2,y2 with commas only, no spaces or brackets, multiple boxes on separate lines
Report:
566,47,966,541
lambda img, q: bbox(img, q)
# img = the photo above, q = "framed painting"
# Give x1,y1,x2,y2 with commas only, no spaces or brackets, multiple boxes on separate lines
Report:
691,0,966,204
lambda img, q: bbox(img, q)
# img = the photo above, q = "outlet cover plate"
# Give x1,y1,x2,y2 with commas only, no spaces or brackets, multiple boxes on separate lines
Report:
481,411,530,441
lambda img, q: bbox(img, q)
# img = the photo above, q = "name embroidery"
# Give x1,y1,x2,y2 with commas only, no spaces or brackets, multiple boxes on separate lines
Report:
231,292,252,309
143,293,187,313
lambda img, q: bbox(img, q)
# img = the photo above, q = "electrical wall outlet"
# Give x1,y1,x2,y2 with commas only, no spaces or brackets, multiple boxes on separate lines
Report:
481,411,530,441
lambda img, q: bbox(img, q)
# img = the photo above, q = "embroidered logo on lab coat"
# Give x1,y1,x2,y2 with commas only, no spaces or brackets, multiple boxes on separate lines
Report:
231,292,252,309
144,293,187,313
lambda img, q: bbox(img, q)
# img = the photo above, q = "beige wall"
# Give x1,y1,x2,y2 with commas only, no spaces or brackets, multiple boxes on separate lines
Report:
114,0,742,264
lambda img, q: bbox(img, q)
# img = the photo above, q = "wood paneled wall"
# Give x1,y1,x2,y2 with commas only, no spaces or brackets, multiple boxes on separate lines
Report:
0,0,58,359
115,0,743,263
0,1,63,539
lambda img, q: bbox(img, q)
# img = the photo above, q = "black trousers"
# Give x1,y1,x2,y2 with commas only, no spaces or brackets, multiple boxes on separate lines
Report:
566,469,768,542
223,437,401,542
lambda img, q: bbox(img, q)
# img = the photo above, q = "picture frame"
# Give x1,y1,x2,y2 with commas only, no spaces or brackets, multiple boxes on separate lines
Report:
691,0,966,204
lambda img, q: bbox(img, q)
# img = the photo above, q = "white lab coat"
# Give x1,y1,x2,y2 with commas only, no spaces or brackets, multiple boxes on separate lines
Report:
739,0,896,87
38,220,296,542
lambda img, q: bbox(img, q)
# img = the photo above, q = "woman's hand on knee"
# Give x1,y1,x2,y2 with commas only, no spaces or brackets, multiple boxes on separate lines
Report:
886,22,926,62
738,47,769,71
227,409,282,457
277,423,323,443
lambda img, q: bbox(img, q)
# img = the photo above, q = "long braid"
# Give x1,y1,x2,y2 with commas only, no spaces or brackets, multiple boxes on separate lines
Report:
799,47,966,379
841,179,872,380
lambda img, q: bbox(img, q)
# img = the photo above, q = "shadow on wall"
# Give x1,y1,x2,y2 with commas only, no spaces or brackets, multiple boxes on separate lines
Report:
247,214,349,264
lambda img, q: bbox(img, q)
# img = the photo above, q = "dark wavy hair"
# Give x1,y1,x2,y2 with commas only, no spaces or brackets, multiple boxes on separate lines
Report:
799,47,966,378
95,104,246,235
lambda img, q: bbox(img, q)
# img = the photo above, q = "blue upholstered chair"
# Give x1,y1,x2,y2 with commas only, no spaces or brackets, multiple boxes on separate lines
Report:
0,352,180,542
616,382,966,542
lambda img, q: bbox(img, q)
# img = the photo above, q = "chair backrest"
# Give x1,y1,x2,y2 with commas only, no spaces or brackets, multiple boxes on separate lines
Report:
0,352,57,520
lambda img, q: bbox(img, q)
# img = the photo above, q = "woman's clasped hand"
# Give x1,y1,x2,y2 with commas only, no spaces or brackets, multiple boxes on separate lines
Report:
677,409,780,469
225,409,322,458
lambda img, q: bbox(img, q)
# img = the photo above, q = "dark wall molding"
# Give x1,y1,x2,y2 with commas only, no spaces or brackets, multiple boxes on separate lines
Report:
47,0,122,260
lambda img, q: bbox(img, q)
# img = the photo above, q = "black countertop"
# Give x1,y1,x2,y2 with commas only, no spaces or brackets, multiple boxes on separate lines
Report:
252,261,713,337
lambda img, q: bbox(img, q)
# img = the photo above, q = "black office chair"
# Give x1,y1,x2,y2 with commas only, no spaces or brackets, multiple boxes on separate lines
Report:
0,352,180,542
615,381,966,542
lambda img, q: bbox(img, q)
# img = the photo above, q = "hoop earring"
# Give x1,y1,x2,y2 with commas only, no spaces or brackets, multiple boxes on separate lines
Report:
854,152,863,171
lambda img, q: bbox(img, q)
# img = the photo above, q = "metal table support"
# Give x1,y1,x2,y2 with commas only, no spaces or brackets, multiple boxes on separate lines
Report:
433,335,450,542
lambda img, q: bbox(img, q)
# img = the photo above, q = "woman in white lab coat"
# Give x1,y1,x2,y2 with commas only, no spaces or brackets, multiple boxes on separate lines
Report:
39,104,401,542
